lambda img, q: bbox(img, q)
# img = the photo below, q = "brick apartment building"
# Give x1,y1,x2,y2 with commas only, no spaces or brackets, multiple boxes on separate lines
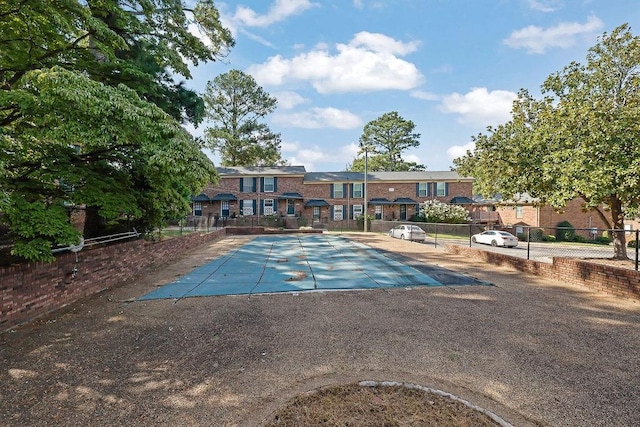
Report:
191,166,474,228
190,166,623,234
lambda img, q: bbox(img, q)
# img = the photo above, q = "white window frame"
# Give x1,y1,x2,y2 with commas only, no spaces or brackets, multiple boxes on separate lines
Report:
193,202,202,216
333,183,344,198
242,177,254,193
375,205,382,219
242,200,254,216
436,182,447,197
263,177,275,193
516,205,523,218
418,182,428,197
353,204,363,218
333,205,344,220
313,206,320,219
263,199,274,215
352,183,363,198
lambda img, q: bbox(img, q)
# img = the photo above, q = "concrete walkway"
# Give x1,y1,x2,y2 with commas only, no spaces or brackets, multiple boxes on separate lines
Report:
1,233,638,426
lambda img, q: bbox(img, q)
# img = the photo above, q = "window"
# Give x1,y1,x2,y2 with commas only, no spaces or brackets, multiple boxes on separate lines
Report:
241,177,255,193
353,204,363,219
516,206,523,218
221,201,230,216
352,183,363,198
333,205,343,220
333,184,344,198
263,199,274,215
193,202,202,216
374,205,382,220
242,200,254,215
313,206,320,219
263,177,275,192
418,182,429,197
436,182,447,197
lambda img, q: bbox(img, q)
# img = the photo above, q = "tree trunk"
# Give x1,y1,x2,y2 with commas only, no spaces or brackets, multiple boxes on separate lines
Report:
610,197,627,260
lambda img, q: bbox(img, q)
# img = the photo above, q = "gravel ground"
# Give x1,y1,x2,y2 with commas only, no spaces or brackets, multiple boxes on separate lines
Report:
1,232,639,427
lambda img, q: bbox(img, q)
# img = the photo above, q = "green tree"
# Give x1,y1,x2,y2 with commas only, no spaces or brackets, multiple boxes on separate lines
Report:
454,24,640,259
349,111,425,171
1,0,234,261
203,69,287,166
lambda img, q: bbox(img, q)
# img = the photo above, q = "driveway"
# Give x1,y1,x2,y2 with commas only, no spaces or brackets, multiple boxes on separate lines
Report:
1,232,638,426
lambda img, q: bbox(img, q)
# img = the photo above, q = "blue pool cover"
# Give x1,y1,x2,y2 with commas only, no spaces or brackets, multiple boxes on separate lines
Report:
138,234,486,300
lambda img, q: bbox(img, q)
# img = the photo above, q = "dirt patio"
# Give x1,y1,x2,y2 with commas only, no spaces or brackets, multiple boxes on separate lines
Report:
1,232,639,426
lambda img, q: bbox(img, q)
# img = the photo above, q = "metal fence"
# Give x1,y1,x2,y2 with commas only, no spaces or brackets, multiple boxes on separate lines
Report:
375,221,640,270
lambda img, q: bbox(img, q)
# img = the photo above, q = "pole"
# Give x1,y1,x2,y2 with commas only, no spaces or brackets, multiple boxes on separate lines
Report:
364,146,368,232
635,229,639,271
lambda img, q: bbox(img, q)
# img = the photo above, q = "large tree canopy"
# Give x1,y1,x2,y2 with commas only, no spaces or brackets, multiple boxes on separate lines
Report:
203,69,286,166
454,24,640,259
1,0,234,261
349,111,425,172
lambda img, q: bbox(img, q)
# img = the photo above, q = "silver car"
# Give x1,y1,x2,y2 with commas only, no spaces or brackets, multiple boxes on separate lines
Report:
388,224,426,242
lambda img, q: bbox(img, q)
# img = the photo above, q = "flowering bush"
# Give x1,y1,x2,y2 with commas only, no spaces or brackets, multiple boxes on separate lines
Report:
418,199,470,224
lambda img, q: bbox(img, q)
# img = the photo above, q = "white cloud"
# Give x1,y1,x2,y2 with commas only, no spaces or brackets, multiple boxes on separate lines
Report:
231,0,318,28
528,0,563,13
273,91,309,109
272,107,362,129
247,32,423,94
280,141,299,152
447,141,476,161
439,87,516,126
411,91,439,101
503,15,603,54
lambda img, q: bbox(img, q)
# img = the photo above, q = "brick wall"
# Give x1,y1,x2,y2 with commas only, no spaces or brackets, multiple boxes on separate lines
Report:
0,229,225,331
445,244,640,301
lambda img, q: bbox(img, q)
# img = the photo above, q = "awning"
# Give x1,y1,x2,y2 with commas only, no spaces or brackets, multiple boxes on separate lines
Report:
450,196,475,204
210,193,237,201
393,197,419,204
304,199,330,207
369,198,393,205
190,193,210,202
278,192,304,200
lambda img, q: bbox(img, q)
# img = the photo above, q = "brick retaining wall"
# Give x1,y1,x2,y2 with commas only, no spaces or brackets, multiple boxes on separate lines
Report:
445,244,640,301
0,229,225,330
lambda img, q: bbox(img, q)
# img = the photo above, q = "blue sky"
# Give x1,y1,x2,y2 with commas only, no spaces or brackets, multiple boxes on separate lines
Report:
184,0,640,172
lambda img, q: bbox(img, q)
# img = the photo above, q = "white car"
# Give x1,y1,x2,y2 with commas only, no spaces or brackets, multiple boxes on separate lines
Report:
388,224,426,242
472,230,518,247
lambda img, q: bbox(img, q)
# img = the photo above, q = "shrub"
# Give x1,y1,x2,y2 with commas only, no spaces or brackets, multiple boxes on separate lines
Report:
595,236,612,244
627,240,638,248
542,235,556,242
419,199,470,224
530,228,544,242
555,220,575,241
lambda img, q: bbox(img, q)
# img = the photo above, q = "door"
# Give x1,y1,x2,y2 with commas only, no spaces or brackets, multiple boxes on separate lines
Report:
287,199,295,216
399,204,407,221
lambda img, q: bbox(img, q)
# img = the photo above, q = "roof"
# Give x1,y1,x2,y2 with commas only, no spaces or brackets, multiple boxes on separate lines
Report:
303,171,470,183
304,199,330,207
210,193,237,201
217,166,307,176
450,196,476,204
473,193,539,205
278,192,304,199
393,197,419,204
369,198,393,205
190,193,210,202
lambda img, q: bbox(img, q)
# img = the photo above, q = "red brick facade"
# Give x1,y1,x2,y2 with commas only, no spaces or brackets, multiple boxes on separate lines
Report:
446,244,640,302
192,167,475,227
